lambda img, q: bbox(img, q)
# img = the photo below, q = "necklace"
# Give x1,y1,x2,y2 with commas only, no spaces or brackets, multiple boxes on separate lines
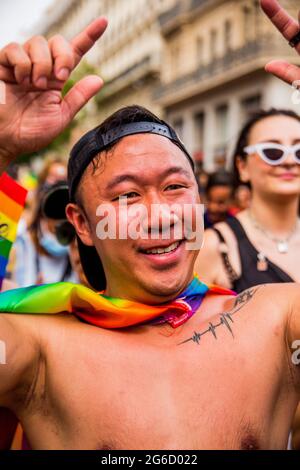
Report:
248,210,299,254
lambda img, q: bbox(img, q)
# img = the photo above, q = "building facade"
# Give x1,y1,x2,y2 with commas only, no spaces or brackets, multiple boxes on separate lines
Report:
38,0,300,170
155,0,300,170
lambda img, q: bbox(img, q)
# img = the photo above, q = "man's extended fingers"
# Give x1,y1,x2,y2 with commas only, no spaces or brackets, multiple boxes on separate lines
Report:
260,0,300,48
0,43,31,83
0,16,107,88
48,35,74,81
265,60,300,85
71,17,108,67
0,65,15,83
24,36,53,89
61,75,103,124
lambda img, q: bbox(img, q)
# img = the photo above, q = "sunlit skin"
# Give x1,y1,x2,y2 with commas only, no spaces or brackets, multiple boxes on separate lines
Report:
1,1,300,450
1,133,300,451
196,115,300,287
66,134,200,304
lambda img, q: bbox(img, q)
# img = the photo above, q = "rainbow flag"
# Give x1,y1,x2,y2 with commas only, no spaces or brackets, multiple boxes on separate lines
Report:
0,276,236,329
0,172,27,289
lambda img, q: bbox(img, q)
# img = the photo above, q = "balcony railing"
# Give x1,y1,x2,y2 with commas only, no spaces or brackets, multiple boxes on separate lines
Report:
159,0,213,30
159,1,182,28
154,35,290,101
107,56,152,87
97,55,158,104
190,0,211,10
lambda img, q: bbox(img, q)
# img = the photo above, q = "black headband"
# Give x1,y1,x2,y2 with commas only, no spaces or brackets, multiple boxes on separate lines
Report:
68,121,194,201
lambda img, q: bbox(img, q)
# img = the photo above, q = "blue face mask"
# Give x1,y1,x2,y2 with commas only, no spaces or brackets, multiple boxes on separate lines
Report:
40,231,69,258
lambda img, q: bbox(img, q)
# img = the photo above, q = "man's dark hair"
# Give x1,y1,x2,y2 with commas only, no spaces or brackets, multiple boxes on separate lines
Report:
74,105,175,204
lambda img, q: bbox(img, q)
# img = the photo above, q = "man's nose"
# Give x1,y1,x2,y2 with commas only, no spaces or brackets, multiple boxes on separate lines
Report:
141,202,180,235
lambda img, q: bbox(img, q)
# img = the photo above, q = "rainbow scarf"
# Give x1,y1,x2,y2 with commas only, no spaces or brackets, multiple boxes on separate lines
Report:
0,275,235,329
0,173,27,290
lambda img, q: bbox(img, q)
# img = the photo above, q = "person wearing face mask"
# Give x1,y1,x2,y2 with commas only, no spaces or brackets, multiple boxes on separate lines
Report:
195,108,300,292
41,181,91,288
12,171,77,287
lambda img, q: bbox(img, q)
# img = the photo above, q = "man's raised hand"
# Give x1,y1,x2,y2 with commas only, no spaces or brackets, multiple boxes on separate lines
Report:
0,17,107,162
260,0,300,84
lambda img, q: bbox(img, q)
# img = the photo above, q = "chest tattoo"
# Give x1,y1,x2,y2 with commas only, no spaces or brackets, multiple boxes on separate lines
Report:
178,287,261,347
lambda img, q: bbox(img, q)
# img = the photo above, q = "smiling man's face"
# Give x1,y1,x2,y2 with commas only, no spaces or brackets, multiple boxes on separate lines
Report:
67,134,201,304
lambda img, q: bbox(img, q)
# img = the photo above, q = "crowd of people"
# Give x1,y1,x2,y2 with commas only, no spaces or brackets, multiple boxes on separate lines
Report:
0,0,300,452
4,158,89,290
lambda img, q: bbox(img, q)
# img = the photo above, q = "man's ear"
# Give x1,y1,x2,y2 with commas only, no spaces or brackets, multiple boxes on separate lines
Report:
66,203,94,247
236,156,250,183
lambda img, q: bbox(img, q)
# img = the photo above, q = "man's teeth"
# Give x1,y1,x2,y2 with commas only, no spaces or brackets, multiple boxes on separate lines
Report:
145,241,180,255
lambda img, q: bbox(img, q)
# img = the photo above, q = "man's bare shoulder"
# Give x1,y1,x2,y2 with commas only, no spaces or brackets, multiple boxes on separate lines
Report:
1,311,80,331
0,312,85,355
203,283,293,326
0,313,79,408
280,282,300,309
223,283,297,310
256,283,300,326
279,283,300,346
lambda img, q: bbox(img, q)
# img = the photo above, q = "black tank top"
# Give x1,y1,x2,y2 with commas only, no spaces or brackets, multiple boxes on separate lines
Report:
212,217,294,293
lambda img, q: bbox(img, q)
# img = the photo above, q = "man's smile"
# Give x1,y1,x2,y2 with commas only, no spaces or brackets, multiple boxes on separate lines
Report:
137,240,185,267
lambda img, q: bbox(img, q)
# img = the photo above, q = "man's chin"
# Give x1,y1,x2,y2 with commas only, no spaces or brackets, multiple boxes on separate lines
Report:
137,269,193,303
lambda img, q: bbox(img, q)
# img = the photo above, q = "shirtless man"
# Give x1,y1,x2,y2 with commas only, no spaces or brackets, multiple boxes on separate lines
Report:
0,0,300,450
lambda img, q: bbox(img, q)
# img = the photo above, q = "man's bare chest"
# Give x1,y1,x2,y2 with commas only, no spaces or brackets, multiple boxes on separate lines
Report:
23,309,289,450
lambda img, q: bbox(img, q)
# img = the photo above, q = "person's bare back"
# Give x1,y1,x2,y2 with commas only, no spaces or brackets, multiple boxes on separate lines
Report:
2,284,298,450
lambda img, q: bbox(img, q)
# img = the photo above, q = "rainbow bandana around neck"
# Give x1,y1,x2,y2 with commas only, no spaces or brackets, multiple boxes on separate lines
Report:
0,275,235,329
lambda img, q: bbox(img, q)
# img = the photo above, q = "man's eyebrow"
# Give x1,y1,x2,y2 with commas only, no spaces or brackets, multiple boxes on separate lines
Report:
105,167,192,191
161,167,192,179
105,174,140,191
